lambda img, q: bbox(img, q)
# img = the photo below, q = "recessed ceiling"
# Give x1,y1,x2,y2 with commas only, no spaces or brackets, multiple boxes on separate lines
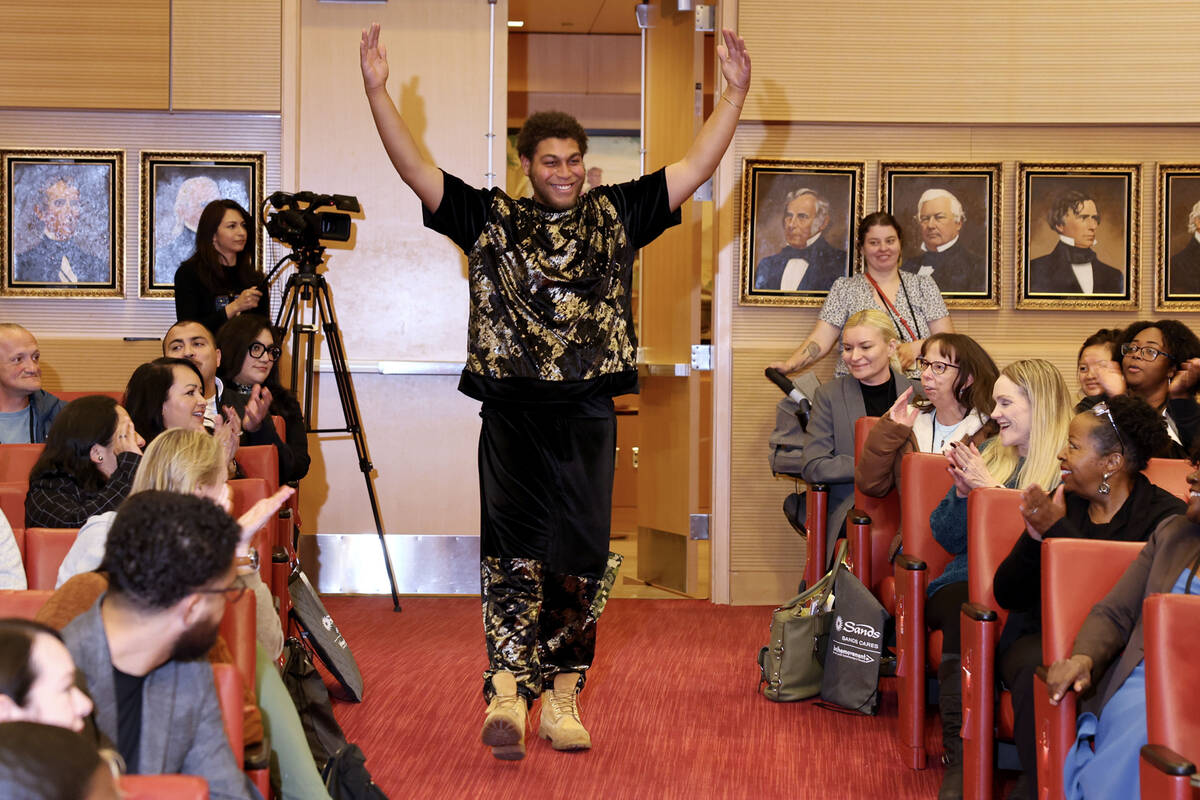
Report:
507,0,641,34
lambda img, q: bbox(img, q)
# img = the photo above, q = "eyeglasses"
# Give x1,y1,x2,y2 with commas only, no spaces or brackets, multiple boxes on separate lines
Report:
1092,401,1126,454
915,357,960,376
195,580,247,603
248,342,282,361
1120,343,1172,362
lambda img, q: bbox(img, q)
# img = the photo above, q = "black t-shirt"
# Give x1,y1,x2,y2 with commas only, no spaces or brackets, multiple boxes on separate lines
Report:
113,667,146,773
860,378,899,418
423,168,680,404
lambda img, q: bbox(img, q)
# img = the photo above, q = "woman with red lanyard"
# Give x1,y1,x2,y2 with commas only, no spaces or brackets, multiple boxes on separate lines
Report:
769,211,954,379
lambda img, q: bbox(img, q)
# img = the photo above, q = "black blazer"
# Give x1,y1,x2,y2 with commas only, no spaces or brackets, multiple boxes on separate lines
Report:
1028,242,1124,295
755,237,847,291
902,239,985,294
1169,236,1200,296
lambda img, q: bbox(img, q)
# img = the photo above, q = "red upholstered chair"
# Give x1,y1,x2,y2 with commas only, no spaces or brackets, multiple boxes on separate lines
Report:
0,589,53,619
212,662,244,767
846,416,901,612
53,390,126,404
1142,457,1191,502
0,482,26,560
228,478,274,595
23,528,79,590
893,451,955,769
236,445,292,633
218,590,271,797
1140,593,1200,800
119,775,209,800
801,483,830,590
1033,538,1144,800
0,443,43,483
959,488,1024,800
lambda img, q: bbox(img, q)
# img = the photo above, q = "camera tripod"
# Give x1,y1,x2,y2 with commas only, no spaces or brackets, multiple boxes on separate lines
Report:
269,246,402,612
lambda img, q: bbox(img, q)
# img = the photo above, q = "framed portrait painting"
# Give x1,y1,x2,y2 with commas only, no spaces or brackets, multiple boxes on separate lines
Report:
740,159,864,307
1017,163,1139,310
140,151,265,298
1156,164,1200,310
879,162,1001,309
1,150,124,298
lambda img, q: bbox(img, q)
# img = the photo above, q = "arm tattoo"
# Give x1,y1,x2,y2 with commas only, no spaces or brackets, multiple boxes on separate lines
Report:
801,341,820,364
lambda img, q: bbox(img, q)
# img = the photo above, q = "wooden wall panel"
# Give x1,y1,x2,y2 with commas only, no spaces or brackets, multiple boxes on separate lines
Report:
0,0,169,109
722,120,1200,605
172,0,281,111
508,32,639,130
740,1,1200,124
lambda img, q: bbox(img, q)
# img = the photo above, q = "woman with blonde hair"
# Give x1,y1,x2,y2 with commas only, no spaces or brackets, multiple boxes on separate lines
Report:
925,358,1073,799
795,308,919,558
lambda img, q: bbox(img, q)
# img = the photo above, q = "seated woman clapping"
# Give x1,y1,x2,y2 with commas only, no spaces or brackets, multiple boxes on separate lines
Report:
1044,458,1200,799
797,309,918,559
855,332,999,497
924,358,1073,798
1084,320,1200,456
992,395,1184,794
25,396,145,529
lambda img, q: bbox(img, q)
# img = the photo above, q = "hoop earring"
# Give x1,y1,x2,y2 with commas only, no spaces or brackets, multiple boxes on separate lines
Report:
1098,471,1112,495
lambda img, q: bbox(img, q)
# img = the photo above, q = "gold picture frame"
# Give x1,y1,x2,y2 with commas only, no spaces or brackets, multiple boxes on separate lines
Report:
1155,163,1200,311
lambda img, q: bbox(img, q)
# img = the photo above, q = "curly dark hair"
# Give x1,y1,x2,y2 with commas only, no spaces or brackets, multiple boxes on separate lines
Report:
1087,394,1169,473
1046,189,1100,231
28,396,119,492
856,211,905,250
0,619,64,708
1117,320,1200,370
515,111,588,161
0,721,106,798
187,199,263,296
921,333,1000,418
1077,328,1121,363
102,491,239,611
124,358,205,443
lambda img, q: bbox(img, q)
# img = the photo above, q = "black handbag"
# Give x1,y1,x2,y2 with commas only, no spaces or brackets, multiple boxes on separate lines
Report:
818,565,888,714
281,636,348,772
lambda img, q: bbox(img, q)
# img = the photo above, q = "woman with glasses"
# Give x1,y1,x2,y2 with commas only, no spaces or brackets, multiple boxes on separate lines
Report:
796,309,919,563
1084,320,1200,457
924,359,1073,800
990,395,1183,799
216,314,311,483
856,333,999,497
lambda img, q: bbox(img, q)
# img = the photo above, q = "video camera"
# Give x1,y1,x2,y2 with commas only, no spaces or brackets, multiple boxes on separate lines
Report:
262,191,361,250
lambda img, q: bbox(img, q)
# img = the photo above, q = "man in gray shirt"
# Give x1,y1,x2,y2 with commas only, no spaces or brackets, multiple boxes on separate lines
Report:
0,324,64,444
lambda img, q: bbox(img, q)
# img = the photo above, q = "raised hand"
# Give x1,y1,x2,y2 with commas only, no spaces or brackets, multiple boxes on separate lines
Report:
1019,484,1065,540
214,406,242,464
1169,357,1200,398
1045,654,1093,705
360,22,390,92
887,386,920,428
1094,359,1125,397
112,408,144,456
241,385,273,433
717,29,751,93
947,441,996,497
237,485,295,550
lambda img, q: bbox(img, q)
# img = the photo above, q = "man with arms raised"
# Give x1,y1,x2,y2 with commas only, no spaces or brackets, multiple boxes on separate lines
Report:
0,323,64,444
61,490,254,799
361,22,750,760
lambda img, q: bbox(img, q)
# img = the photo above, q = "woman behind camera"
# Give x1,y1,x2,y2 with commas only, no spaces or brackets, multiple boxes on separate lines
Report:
797,309,918,558
924,358,1073,799
993,395,1183,797
855,332,999,497
215,314,311,483
25,396,144,529
173,199,269,335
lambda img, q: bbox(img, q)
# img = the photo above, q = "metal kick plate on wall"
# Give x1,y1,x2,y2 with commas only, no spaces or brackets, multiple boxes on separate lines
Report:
299,534,480,595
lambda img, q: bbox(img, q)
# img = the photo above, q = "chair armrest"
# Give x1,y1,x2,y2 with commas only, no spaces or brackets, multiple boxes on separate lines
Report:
1034,665,1078,800
962,601,998,622
895,553,927,571
960,601,998,798
1141,744,1197,777
803,484,830,589
848,510,872,590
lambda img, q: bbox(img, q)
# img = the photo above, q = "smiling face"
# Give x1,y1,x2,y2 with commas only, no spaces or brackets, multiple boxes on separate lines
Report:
161,364,206,430
917,196,962,250
164,321,219,394
0,327,42,402
783,193,821,248
17,633,94,733
1077,343,1113,397
1186,464,1200,524
1121,327,1173,395
212,208,248,264
841,324,895,386
521,137,585,211
1058,413,1119,498
991,375,1033,455
862,224,901,274
235,328,276,386
920,341,968,415
1055,200,1099,248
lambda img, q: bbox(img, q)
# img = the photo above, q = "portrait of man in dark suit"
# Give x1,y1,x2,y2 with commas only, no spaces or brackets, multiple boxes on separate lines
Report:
903,188,985,294
1028,189,1124,295
13,174,107,284
754,188,847,292
1168,199,1200,296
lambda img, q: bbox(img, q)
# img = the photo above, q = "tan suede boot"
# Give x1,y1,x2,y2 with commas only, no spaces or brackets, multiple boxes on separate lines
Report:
538,672,591,751
481,671,527,760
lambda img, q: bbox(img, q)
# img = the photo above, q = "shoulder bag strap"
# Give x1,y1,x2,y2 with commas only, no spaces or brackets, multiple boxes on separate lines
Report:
863,272,918,341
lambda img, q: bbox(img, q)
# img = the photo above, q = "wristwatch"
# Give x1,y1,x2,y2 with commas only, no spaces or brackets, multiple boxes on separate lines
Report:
235,548,261,573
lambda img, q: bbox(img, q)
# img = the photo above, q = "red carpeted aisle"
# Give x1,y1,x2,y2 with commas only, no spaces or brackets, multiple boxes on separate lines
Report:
320,596,945,800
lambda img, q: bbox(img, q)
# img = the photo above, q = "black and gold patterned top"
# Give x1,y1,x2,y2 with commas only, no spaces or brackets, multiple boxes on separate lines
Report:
425,169,679,404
